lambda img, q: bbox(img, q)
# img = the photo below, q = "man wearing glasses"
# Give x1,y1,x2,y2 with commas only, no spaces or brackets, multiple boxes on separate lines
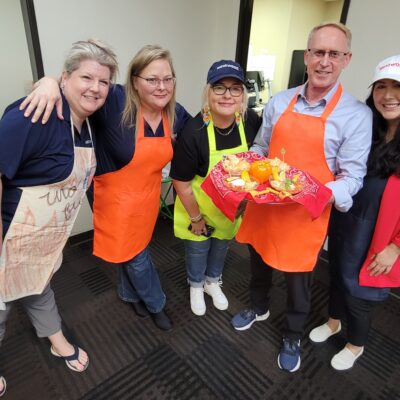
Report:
232,22,372,372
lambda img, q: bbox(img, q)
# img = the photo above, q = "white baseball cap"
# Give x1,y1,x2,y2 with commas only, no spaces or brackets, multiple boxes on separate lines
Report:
371,55,400,84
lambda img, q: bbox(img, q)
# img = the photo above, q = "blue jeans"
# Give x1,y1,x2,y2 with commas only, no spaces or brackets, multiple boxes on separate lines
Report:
184,238,230,288
117,246,166,313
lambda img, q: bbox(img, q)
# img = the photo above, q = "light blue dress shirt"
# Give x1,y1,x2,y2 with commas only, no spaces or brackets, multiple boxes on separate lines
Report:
251,81,372,212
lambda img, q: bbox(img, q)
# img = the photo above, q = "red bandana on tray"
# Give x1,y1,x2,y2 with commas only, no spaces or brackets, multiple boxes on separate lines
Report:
201,151,332,221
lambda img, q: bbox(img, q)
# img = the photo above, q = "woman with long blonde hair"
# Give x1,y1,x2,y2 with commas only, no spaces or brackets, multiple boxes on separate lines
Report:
171,60,261,316
20,45,191,332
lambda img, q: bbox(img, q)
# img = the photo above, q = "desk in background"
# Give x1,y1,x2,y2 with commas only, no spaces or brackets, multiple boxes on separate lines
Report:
252,103,265,116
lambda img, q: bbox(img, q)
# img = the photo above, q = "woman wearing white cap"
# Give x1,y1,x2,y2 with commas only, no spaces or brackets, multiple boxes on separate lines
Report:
309,55,400,371
170,60,261,316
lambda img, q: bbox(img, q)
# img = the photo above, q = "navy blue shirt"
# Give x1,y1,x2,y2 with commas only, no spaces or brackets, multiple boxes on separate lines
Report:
0,96,93,236
90,84,191,174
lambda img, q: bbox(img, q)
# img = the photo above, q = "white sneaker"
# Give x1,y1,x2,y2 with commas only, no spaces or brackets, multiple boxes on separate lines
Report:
309,322,341,343
204,281,228,310
331,346,364,371
0,376,6,397
190,287,206,316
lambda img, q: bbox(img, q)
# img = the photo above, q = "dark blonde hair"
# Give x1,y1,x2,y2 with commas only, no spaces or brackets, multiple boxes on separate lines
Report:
122,45,176,134
63,39,118,82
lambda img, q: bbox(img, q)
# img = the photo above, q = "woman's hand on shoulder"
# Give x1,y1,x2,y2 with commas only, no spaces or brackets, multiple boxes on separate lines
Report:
19,77,63,124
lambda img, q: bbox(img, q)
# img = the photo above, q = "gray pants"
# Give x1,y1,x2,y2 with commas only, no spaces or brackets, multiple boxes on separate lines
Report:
0,284,62,344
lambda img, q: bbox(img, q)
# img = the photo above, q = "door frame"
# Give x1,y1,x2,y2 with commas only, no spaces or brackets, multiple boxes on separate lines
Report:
235,0,351,73
20,0,44,81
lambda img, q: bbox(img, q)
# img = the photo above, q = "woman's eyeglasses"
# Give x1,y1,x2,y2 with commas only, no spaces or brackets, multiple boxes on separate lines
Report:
211,84,244,97
135,75,176,88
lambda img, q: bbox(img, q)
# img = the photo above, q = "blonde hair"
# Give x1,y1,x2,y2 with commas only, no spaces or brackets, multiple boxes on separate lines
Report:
63,39,118,82
201,82,248,121
122,45,176,135
307,22,352,51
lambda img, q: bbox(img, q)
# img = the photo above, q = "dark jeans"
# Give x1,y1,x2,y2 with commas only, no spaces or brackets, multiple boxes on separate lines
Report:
248,245,313,340
117,246,166,313
329,286,376,346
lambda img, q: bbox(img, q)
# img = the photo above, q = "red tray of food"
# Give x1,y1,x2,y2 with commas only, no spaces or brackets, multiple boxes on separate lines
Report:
201,151,332,221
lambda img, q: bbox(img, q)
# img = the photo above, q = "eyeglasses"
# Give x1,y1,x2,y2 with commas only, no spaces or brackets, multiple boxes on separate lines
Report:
211,84,244,97
307,48,349,60
135,75,176,88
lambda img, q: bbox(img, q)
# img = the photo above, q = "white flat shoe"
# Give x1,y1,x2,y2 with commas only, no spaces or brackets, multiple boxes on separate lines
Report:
0,376,6,397
331,346,364,371
309,322,341,343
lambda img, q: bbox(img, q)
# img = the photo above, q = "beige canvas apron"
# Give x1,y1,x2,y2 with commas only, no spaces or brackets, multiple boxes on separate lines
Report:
0,117,96,308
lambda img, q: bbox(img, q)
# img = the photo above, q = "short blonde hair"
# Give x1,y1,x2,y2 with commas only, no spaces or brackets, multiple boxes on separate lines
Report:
122,45,176,135
307,22,352,51
201,83,248,121
63,39,118,82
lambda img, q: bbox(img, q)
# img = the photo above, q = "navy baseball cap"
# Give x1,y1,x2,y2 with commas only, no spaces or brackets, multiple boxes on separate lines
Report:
207,60,245,84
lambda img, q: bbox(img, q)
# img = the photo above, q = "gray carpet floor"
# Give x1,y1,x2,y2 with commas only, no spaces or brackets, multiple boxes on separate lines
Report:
1,216,399,400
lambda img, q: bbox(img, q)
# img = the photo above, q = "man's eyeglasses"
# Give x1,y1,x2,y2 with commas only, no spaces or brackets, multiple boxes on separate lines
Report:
135,75,176,88
307,48,349,60
211,84,244,97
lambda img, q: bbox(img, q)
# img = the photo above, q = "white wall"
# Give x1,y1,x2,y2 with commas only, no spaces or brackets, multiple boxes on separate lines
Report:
32,0,240,234
341,0,400,101
33,0,240,116
249,0,343,96
7,0,398,236
0,0,33,116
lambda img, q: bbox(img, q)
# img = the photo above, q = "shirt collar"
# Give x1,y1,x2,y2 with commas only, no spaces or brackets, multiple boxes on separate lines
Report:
298,81,341,106
60,93,89,136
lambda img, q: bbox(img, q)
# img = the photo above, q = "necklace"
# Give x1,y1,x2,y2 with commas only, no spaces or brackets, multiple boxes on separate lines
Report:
214,120,236,136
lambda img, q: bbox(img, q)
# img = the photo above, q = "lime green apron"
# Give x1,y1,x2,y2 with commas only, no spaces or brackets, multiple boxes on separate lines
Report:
174,116,248,241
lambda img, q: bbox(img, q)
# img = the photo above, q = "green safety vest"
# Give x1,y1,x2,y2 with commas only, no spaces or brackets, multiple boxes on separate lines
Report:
174,116,248,241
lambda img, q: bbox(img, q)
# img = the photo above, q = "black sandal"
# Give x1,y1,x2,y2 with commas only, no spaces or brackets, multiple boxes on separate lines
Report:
50,345,89,372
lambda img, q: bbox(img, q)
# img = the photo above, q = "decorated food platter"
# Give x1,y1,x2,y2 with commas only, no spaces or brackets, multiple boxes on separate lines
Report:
201,151,332,221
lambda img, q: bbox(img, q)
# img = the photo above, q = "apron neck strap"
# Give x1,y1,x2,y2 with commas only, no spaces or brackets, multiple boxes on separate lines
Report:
287,84,343,122
137,109,170,139
69,114,92,146
320,84,342,121
207,114,245,153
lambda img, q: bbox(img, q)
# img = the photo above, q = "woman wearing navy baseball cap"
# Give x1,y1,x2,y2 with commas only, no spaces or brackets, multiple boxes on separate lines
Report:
170,60,261,316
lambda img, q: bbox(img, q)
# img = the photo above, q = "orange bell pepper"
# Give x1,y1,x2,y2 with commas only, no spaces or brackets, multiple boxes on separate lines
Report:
250,160,272,183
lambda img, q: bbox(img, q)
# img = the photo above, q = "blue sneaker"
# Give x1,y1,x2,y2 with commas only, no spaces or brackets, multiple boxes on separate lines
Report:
231,309,270,331
277,337,301,372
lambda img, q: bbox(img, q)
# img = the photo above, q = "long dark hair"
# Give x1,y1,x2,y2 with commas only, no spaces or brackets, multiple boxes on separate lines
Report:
366,86,400,177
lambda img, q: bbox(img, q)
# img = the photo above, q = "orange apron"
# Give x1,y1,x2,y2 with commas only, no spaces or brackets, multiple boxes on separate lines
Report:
93,112,172,263
236,85,342,272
